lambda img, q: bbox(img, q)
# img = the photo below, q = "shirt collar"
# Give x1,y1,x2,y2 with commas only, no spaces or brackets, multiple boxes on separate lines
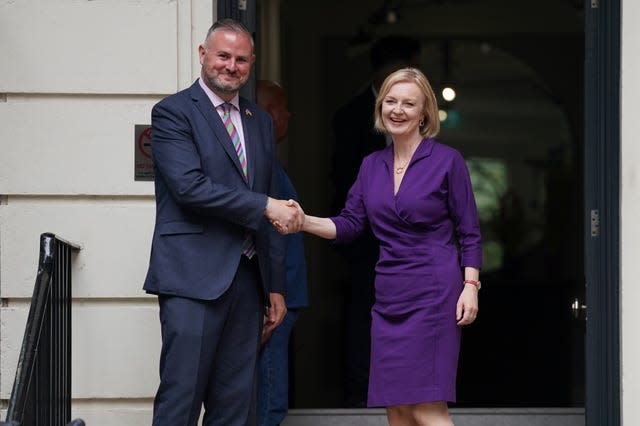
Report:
198,77,240,110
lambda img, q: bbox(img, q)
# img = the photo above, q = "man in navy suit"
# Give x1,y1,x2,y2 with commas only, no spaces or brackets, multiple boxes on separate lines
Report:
143,19,304,426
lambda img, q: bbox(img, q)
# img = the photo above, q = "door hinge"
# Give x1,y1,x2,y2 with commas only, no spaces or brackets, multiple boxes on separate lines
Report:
591,209,600,237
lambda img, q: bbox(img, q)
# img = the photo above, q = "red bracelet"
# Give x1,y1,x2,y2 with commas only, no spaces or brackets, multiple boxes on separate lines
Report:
464,279,481,289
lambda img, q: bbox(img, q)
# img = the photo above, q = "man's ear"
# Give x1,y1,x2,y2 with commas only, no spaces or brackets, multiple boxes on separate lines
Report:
198,44,206,65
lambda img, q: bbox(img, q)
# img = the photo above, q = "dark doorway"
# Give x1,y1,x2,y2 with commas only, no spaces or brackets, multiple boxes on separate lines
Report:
279,0,585,412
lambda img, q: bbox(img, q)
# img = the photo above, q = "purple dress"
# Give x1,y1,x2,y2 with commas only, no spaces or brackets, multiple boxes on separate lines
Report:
331,138,482,407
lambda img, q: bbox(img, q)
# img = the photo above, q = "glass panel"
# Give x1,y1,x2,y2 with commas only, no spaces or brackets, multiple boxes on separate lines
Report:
438,41,584,407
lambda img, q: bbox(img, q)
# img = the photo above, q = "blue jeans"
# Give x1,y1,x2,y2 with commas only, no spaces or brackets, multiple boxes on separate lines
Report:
257,309,298,426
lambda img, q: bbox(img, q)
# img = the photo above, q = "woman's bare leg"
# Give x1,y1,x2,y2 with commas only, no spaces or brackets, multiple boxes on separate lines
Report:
387,401,454,425
386,404,416,426
411,401,454,426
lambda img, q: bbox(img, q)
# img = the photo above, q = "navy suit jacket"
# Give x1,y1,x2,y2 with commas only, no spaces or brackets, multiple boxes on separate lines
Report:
143,80,285,301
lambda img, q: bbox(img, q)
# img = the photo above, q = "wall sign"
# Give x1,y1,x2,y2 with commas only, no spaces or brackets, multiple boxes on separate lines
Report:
135,124,154,181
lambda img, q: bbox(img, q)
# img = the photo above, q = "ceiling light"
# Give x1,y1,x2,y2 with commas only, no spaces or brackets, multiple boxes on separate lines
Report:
442,87,456,102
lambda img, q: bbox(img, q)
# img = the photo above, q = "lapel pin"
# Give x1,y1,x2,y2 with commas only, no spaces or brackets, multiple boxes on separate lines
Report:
245,108,253,117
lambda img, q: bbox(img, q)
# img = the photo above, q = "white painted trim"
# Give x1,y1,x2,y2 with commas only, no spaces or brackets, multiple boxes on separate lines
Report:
177,0,193,90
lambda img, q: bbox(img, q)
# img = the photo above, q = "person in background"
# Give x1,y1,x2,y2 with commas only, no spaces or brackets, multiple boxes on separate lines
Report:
330,35,421,407
255,79,309,426
295,67,482,425
143,19,303,426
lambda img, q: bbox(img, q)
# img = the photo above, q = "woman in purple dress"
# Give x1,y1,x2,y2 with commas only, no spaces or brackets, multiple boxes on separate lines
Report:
300,68,482,425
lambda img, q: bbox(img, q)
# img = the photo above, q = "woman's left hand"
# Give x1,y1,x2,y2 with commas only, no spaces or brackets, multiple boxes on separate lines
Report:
456,284,479,326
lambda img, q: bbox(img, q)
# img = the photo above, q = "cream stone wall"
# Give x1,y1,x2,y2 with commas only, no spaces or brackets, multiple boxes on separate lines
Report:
0,0,214,424
621,0,640,424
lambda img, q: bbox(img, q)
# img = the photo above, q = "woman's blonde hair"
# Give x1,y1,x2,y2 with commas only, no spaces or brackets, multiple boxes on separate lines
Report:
374,67,440,138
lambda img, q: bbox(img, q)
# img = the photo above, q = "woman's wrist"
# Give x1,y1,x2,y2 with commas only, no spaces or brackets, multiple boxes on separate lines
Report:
463,279,481,290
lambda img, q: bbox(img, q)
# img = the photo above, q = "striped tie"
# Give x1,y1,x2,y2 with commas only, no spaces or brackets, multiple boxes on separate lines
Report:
222,103,248,180
221,103,256,259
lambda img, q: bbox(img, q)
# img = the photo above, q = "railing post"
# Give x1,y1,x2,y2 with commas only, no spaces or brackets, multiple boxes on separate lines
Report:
5,233,81,426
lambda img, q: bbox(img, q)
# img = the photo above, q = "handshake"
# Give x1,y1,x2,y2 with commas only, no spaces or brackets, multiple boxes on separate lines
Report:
265,197,306,235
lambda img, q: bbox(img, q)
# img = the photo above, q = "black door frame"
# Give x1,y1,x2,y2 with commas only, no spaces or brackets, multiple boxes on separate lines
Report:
584,0,621,425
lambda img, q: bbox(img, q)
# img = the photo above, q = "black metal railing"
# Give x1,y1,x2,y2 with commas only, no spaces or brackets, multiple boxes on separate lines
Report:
3,233,83,426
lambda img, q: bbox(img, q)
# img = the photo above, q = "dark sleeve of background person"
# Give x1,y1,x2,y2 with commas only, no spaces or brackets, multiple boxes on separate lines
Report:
330,89,386,216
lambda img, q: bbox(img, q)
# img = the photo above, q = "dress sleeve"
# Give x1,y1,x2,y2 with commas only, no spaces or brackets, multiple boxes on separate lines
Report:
330,157,371,243
447,151,483,269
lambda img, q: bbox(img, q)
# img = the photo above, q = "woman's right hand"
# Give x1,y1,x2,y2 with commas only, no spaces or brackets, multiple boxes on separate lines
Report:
272,199,305,234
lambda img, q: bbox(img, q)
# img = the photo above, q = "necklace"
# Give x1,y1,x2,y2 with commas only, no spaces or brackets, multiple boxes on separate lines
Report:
394,157,410,174
394,139,420,174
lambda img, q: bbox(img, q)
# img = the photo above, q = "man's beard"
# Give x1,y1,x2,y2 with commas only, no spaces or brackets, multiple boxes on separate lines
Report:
205,74,243,94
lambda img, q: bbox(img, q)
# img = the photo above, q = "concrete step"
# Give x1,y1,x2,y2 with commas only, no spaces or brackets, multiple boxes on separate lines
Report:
281,407,585,426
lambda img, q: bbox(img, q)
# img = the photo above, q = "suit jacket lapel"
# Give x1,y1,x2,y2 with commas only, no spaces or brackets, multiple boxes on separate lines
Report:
189,82,247,184
239,98,258,188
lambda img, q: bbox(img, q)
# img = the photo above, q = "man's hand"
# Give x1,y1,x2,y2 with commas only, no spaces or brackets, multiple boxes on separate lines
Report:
265,198,305,234
262,292,287,343
261,317,274,345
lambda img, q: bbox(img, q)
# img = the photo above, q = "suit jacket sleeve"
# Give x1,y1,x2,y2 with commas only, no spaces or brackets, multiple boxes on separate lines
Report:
151,99,268,231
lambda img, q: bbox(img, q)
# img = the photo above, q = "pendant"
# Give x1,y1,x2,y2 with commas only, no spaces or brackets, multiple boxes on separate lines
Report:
395,167,404,174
